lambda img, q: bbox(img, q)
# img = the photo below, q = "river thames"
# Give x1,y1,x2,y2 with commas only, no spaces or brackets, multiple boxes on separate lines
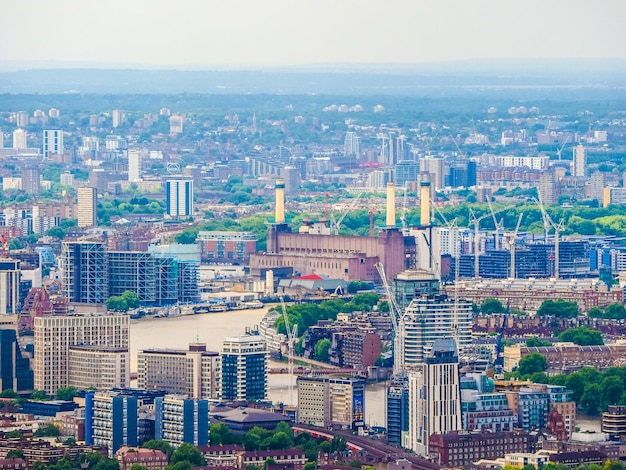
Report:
129,305,387,427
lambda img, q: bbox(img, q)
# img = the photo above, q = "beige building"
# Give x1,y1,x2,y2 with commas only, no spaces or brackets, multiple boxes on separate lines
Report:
137,343,221,400
68,345,130,390
77,187,97,227
33,314,130,395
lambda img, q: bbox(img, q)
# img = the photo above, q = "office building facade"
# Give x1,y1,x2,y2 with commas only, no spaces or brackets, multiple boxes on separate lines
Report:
137,343,221,400
33,314,129,394
155,395,209,447
0,327,34,393
222,335,268,401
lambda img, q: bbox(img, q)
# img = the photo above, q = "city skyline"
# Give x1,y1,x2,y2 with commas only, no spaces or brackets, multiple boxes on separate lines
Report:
1,0,625,69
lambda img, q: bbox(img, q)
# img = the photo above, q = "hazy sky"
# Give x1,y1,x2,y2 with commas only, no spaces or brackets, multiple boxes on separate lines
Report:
1,0,625,68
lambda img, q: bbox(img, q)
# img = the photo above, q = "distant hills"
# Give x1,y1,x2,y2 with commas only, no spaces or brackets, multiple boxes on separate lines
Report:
0,59,624,95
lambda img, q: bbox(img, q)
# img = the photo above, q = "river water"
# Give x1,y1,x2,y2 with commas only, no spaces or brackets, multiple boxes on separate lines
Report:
129,306,387,427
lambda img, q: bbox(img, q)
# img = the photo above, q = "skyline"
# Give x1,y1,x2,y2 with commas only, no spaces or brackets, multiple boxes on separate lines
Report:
1,0,625,70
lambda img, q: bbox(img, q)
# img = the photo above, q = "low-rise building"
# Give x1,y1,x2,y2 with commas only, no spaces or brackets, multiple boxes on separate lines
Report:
116,447,169,470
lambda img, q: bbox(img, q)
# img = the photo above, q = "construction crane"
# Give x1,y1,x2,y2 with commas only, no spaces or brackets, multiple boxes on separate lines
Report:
469,205,513,280
280,297,298,405
493,301,511,375
330,192,363,235
375,262,404,376
487,198,505,251
506,213,524,279
535,192,564,279
556,135,571,161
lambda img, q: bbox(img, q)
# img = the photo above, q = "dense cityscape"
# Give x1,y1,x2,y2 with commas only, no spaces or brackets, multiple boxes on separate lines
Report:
0,62,625,470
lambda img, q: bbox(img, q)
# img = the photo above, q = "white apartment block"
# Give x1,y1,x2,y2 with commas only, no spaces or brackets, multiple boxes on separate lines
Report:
34,314,130,395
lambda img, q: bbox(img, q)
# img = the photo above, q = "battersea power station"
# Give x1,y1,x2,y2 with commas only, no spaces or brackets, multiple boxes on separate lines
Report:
249,179,433,283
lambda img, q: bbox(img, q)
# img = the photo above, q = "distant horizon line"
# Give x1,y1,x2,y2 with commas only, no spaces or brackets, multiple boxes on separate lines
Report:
1,57,625,73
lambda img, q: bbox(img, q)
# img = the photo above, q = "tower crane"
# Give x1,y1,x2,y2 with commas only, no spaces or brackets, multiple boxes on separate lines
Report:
330,192,363,235
505,213,524,279
469,205,513,280
535,192,564,279
487,198,505,251
374,262,404,376
556,135,571,161
280,297,298,405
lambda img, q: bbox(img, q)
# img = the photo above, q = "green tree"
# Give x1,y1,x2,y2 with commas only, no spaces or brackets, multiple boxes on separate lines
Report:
603,303,626,320
142,440,175,457
517,352,548,376
526,337,551,347
56,386,78,401
170,443,205,466
63,437,77,446
0,389,18,398
303,463,317,470
30,390,50,400
46,226,65,238
536,299,580,318
34,423,61,437
349,460,364,468
107,296,128,312
209,423,239,446
6,450,24,459
481,298,505,314
580,383,603,414
122,290,140,309
314,339,332,362
130,465,149,470
558,327,604,346
4,430,22,439
601,376,625,406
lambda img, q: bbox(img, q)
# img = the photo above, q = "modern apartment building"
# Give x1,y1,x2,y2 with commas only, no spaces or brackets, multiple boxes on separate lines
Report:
0,259,21,315
61,241,108,304
165,178,193,218
402,294,472,366
77,187,98,227
221,335,268,401
137,343,221,400
68,345,130,390
408,338,462,456
196,231,257,264
86,391,138,456
43,129,63,159
155,395,209,447
33,314,129,394
296,375,365,430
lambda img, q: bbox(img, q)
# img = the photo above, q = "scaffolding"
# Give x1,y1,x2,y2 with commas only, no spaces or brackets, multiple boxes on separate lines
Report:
108,251,156,304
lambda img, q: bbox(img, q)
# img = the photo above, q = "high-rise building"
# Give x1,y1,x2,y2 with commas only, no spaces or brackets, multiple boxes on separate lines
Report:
538,171,557,205
61,241,108,304
344,132,360,157
573,144,586,177
221,334,268,401
386,377,409,447
128,150,141,182
165,179,194,218
408,338,462,456
112,110,125,128
68,345,130,391
0,128,4,148
21,166,41,195
43,129,63,159
402,294,472,367
16,111,28,127
34,314,129,394
0,321,34,393
138,343,221,400
77,187,98,227
86,391,138,456
0,259,21,315
108,251,156,304
12,129,27,149
297,375,365,430
169,115,184,134
60,171,74,186
155,395,209,447
48,108,60,118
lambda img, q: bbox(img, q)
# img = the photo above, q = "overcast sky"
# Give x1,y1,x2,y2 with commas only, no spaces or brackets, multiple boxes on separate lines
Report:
1,0,625,69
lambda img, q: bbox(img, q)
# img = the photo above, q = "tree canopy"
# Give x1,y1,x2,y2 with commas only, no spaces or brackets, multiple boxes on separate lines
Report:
536,299,580,318
558,327,604,346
